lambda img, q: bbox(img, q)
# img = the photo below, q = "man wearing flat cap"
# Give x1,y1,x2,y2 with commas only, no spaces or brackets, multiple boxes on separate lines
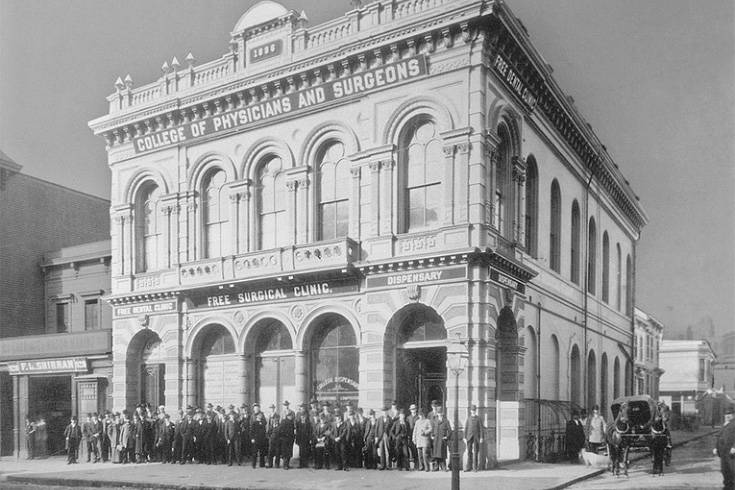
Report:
463,404,484,471
714,406,735,490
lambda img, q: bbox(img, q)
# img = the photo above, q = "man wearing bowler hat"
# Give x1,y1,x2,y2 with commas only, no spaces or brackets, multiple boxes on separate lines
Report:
714,406,735,490
463,404,484,471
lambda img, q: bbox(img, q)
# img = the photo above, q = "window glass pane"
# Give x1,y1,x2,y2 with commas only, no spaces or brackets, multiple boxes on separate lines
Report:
84,300,98,331
406,144,424,187
336,200,349,237
425,139,443,182
320,162,335,202
334,160,350,200
320,202,336,241
408,188,425,231
56,303,68,333
424,184,440,227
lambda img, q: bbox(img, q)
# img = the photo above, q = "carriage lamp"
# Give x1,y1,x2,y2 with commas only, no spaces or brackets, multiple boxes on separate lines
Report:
447,334,469,490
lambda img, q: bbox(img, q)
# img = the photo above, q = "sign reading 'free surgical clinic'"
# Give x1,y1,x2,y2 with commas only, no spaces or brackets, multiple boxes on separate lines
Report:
133,55,429,154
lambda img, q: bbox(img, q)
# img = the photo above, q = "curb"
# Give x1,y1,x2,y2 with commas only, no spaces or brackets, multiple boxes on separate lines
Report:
546,429,718,490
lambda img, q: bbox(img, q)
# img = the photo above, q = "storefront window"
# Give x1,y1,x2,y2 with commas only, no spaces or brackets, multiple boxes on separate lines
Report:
310,315,358,406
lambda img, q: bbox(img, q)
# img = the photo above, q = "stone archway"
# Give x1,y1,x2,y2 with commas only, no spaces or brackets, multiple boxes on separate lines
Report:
383,303,447,413
126,329,165,411
244,318,295,408
190,324,238,407
495,306,523,461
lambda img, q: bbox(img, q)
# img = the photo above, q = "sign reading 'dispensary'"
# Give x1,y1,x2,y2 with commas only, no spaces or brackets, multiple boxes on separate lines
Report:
365,265,467,289
133,55,428,154
189,278,359,310
489,267,526,294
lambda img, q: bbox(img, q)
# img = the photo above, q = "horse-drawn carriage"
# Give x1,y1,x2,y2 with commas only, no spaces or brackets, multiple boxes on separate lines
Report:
607,394,671,476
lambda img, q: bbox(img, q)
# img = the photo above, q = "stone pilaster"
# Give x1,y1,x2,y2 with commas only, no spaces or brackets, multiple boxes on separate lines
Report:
442,144,456,226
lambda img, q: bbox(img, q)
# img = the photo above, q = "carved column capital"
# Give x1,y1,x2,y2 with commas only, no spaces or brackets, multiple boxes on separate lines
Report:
285,179,298,192
368,160,381,173
350,166,361,179
443,144,457,158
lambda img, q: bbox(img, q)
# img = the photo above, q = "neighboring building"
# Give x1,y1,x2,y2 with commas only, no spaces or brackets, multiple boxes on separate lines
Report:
88,0,647,462
0,241,112,458
714,330,735,398
0,150,111,457
633,307,664,398
659,340,716,416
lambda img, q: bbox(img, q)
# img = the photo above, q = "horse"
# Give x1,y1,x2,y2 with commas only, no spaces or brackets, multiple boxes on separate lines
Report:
650,417,668,476
606,401,630,477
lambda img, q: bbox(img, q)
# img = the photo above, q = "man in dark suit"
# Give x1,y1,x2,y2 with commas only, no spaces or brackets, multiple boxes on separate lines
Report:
375,407,392,470
179,410,195,464
266,404,281,468
390,409,411,471
565,410,585,463
64,416,82,464
224,411,240,466
363,409,378,469
295,404,313,468
90,413,103,463
250,405,268,468
333,413,351,471
714,406,735,490
313,414,332,469
278,410,296,469
463,404,484,471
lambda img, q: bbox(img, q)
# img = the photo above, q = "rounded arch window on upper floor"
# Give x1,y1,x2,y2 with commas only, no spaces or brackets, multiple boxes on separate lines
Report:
255,156,288,250
202,168,229,258
316,141,350,241
494,122,514,238
397,117,443,233
524,156,538,257
135,182,162,273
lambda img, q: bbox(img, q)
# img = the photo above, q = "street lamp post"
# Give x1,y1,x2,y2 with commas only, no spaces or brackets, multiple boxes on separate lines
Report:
447,334,469,490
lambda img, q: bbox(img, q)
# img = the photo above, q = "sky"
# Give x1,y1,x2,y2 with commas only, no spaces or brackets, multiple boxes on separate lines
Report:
0,0,733,339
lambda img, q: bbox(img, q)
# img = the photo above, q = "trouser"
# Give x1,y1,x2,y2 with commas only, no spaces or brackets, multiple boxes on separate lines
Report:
279,439,293,468
394,440,410,470
157,442,171,463
297,443,311,467
252,442,266,468
465,438,480,470
85,439,96,461
377,436,390,469
67,440,79,463
418,446,431,471
314,445,329,469
364,439,377,469
334,441,349,470
226,440,239,465
408,441,418,469
720,455,734,490
180,436,194,463
267,437,280,467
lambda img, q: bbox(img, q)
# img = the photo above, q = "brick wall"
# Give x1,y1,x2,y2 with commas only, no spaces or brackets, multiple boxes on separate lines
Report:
0,173,109,337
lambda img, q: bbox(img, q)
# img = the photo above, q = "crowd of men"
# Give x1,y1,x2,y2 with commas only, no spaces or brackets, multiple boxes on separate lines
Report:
62,399,487,472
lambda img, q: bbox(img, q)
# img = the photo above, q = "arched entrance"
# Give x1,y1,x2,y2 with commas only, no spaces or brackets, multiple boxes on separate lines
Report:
126,330,165,409
570,345,581,406
587,350,597,410
306,314,359,409
495,306,522,461
384,304,446,412
192,324,236,407
247,319,294,407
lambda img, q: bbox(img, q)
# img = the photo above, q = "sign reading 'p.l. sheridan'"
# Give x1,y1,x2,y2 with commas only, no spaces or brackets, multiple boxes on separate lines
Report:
133,55,428,154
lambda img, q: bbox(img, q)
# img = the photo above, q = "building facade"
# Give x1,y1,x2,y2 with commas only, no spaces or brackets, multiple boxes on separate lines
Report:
659,339,716,416
633,307,664,399
0,151,111,457
714,331,735,397
89,0,647,463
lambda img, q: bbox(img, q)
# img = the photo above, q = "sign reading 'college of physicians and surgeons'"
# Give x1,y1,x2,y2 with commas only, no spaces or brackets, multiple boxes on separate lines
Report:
8,357,88,376
133,54,429,154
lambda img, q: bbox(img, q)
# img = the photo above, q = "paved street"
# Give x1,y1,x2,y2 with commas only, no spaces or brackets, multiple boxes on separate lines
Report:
568,432,723,489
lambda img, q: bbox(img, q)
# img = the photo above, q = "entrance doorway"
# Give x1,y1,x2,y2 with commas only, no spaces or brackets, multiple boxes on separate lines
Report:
396,347,446,411
385,304,447,412
29,376,71,456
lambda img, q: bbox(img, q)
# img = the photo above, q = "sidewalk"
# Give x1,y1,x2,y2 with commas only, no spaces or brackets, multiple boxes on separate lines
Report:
0,427,715,490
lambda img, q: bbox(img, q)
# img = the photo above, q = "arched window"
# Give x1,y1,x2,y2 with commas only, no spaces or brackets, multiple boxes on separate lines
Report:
625,254,633,315
524,156,538,256
613,356,621,399
624,360,632,395
570,344,581,405
616,243,622,311
195,325,236,406
523,326,537,399
317,141,350,240
202,169,228,258
135,182,161,273
256,156,287,250
495,124,513,237
587,350,597,409
309,315,359,405
601,353,609,418
549,180,562,272
602,231,610,303
399,118,442,232
570,200,581,284
253,320,294,407
551,334,560,400
587,217,597,295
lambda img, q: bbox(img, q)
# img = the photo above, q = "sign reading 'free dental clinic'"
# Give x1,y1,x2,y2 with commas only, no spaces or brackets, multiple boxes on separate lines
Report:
133,55,428,154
